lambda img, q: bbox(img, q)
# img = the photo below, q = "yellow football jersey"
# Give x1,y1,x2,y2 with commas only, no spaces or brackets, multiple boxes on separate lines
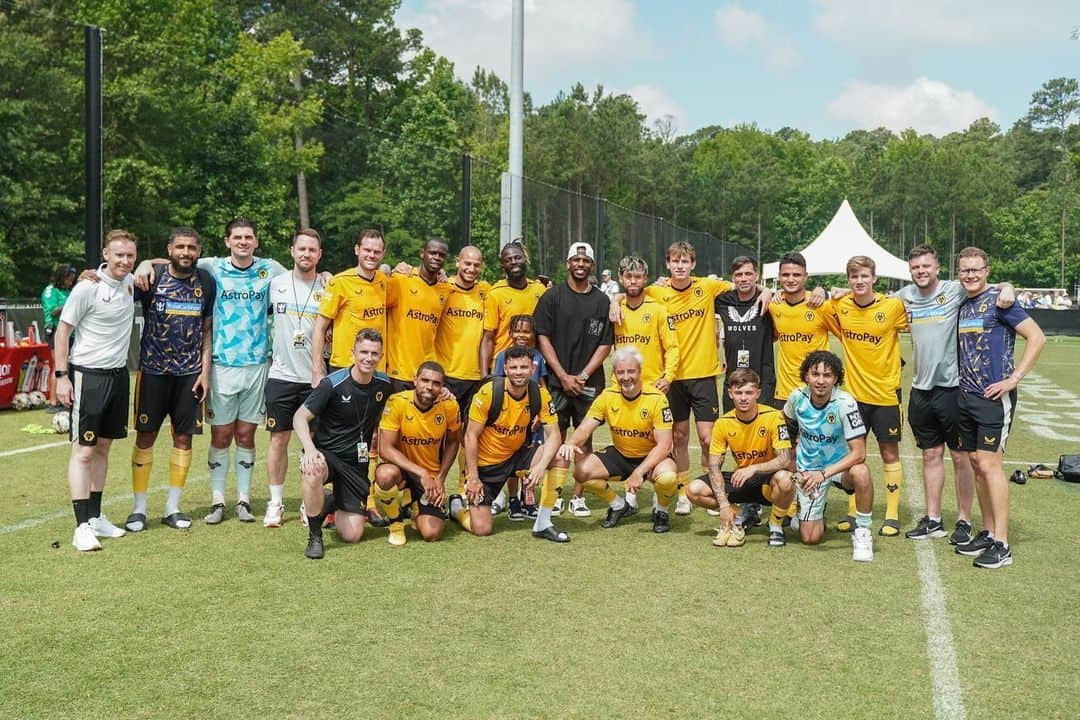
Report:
469,380,556,467
709,405,792,469
435,279,490,381
384,272,452,382
824,293,909,406
588,387,673,459
483,279,548,360
613,297,679,386
318,269,388,369
768,297,831,401
379,391,461,474
645,276,732,379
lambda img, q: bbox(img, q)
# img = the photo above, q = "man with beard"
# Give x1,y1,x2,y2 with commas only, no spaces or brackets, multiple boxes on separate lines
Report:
435,246,490,417
766,252,829,410
533,242,614,528
611,255,679,512
313,229,389,379
294,328,392,559
480,241,547,371
450,347,562,539
384,237,452,394
555,347,679,534
262,229,325,527
374,361,461,545
126,228,215,532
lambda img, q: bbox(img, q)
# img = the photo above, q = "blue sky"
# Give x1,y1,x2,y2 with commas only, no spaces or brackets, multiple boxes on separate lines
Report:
397,0,1079,138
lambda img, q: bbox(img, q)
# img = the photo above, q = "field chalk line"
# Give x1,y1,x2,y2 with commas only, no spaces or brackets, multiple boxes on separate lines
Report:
901,456,967,720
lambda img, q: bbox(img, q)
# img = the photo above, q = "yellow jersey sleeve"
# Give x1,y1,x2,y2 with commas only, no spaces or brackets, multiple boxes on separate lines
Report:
318,274,344,319
701,276,734,298
538,385,557,425
708,416,731,460
767,408,793,451
379,393,406,432
468,381,494,426
656,305,680,383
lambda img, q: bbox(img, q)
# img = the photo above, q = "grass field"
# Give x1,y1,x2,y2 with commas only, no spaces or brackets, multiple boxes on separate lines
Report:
2,336,1079,719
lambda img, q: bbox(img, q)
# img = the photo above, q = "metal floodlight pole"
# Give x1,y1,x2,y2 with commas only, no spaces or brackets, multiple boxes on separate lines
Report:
506,0,524,248
85,26,103,268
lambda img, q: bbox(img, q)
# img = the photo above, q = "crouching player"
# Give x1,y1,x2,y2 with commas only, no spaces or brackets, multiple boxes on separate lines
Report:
687,369,795,547
783,351,874,561
293,328,392,559
556,347,679,533
374,361,461,546
451,347,561,539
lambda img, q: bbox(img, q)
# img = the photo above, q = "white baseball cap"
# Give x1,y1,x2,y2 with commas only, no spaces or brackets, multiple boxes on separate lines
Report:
566,242,595,261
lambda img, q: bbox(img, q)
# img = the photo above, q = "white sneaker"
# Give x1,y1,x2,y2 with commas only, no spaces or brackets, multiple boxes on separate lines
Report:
568,496,591,517
551,497,564,516
263,502,284,528
675,495,693,516
72,523,102,551
852,527,874,562
89,514,126,538
625,490,638,510
707,508,721,516
491,489,507,515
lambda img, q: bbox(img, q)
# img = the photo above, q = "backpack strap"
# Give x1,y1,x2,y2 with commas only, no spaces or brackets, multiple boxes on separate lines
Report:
485,376,505,426
527,379,541,425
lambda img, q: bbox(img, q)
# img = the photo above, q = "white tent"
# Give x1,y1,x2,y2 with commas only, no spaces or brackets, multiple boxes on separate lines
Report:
763,199,911,281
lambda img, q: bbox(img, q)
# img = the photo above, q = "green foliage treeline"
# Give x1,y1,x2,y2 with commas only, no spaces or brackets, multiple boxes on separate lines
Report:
1,1,1079,295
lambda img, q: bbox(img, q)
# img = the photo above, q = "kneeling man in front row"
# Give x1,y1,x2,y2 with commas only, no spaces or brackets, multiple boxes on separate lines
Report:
783,351,875,561
688,368,795,547
557,346,679,533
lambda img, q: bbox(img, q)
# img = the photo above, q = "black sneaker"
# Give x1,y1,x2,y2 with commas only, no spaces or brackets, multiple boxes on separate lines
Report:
949,520,972,546
973,540,1013,569
304,534,325,560
652,509,670,534
905,516,947,540
737,503,762,531
601,502,634,529
767,529,786,547
507,497,525,521
523,503,538,519
955,529,994,556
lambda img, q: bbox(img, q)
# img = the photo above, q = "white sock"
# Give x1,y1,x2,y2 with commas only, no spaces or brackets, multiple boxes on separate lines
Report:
165,487,183,516
235,446,255,500
610,496,626,511
533,506,553,531
493,489,507,508
269,484,284,505
132,492,147,516
449,496,465,515
652,493,661,511
208,445,229,505
625,490,638,508
768,522,782,533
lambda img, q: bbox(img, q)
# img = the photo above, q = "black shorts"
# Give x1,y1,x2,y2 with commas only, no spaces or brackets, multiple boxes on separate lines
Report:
264,379,312,432
133,371,204,436
400,470,448,520
71,365,129,446
668,377,720,423
595,446,647,481
475,444,540,506
908,386,962,451
957,390,1016,454
389,377,414,395
856,399,903,443
549,385,595,433
695,471,776,505
321,450,371,514
444,377,483,422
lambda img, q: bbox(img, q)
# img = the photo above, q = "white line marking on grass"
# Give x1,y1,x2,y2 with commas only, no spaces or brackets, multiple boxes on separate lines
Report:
0,474,207,536
0,440,69,458
902,457,967,720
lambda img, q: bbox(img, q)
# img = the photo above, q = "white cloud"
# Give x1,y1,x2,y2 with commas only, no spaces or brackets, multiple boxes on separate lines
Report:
827,77,998,136
398,0,649,84
715,4,802,72
813,0,1076,49
619,84,686,135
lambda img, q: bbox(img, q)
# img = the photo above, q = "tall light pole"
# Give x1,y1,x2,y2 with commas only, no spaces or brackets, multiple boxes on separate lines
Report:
501,0,524,248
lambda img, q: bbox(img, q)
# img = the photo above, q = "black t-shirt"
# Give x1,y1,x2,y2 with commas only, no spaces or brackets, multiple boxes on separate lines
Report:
304,369,391,458
533,282,614,392
715,289,775,397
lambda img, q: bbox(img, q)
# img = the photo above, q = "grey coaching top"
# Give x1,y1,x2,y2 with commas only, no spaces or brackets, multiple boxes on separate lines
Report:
894,279,966,391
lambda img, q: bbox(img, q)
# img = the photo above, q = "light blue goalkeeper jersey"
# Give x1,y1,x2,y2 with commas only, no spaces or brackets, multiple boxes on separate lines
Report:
783,386,866,472
198,256,285,367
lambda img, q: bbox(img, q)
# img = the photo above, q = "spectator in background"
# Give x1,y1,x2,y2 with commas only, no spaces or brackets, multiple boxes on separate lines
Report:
600,269,620,298
1036,292,1053,309
42,265,77,412
1052,290,1072,309
1017,291,1035,309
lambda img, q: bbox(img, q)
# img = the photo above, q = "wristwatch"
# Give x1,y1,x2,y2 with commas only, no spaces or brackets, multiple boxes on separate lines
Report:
577,372,589,382
54,369,68,378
